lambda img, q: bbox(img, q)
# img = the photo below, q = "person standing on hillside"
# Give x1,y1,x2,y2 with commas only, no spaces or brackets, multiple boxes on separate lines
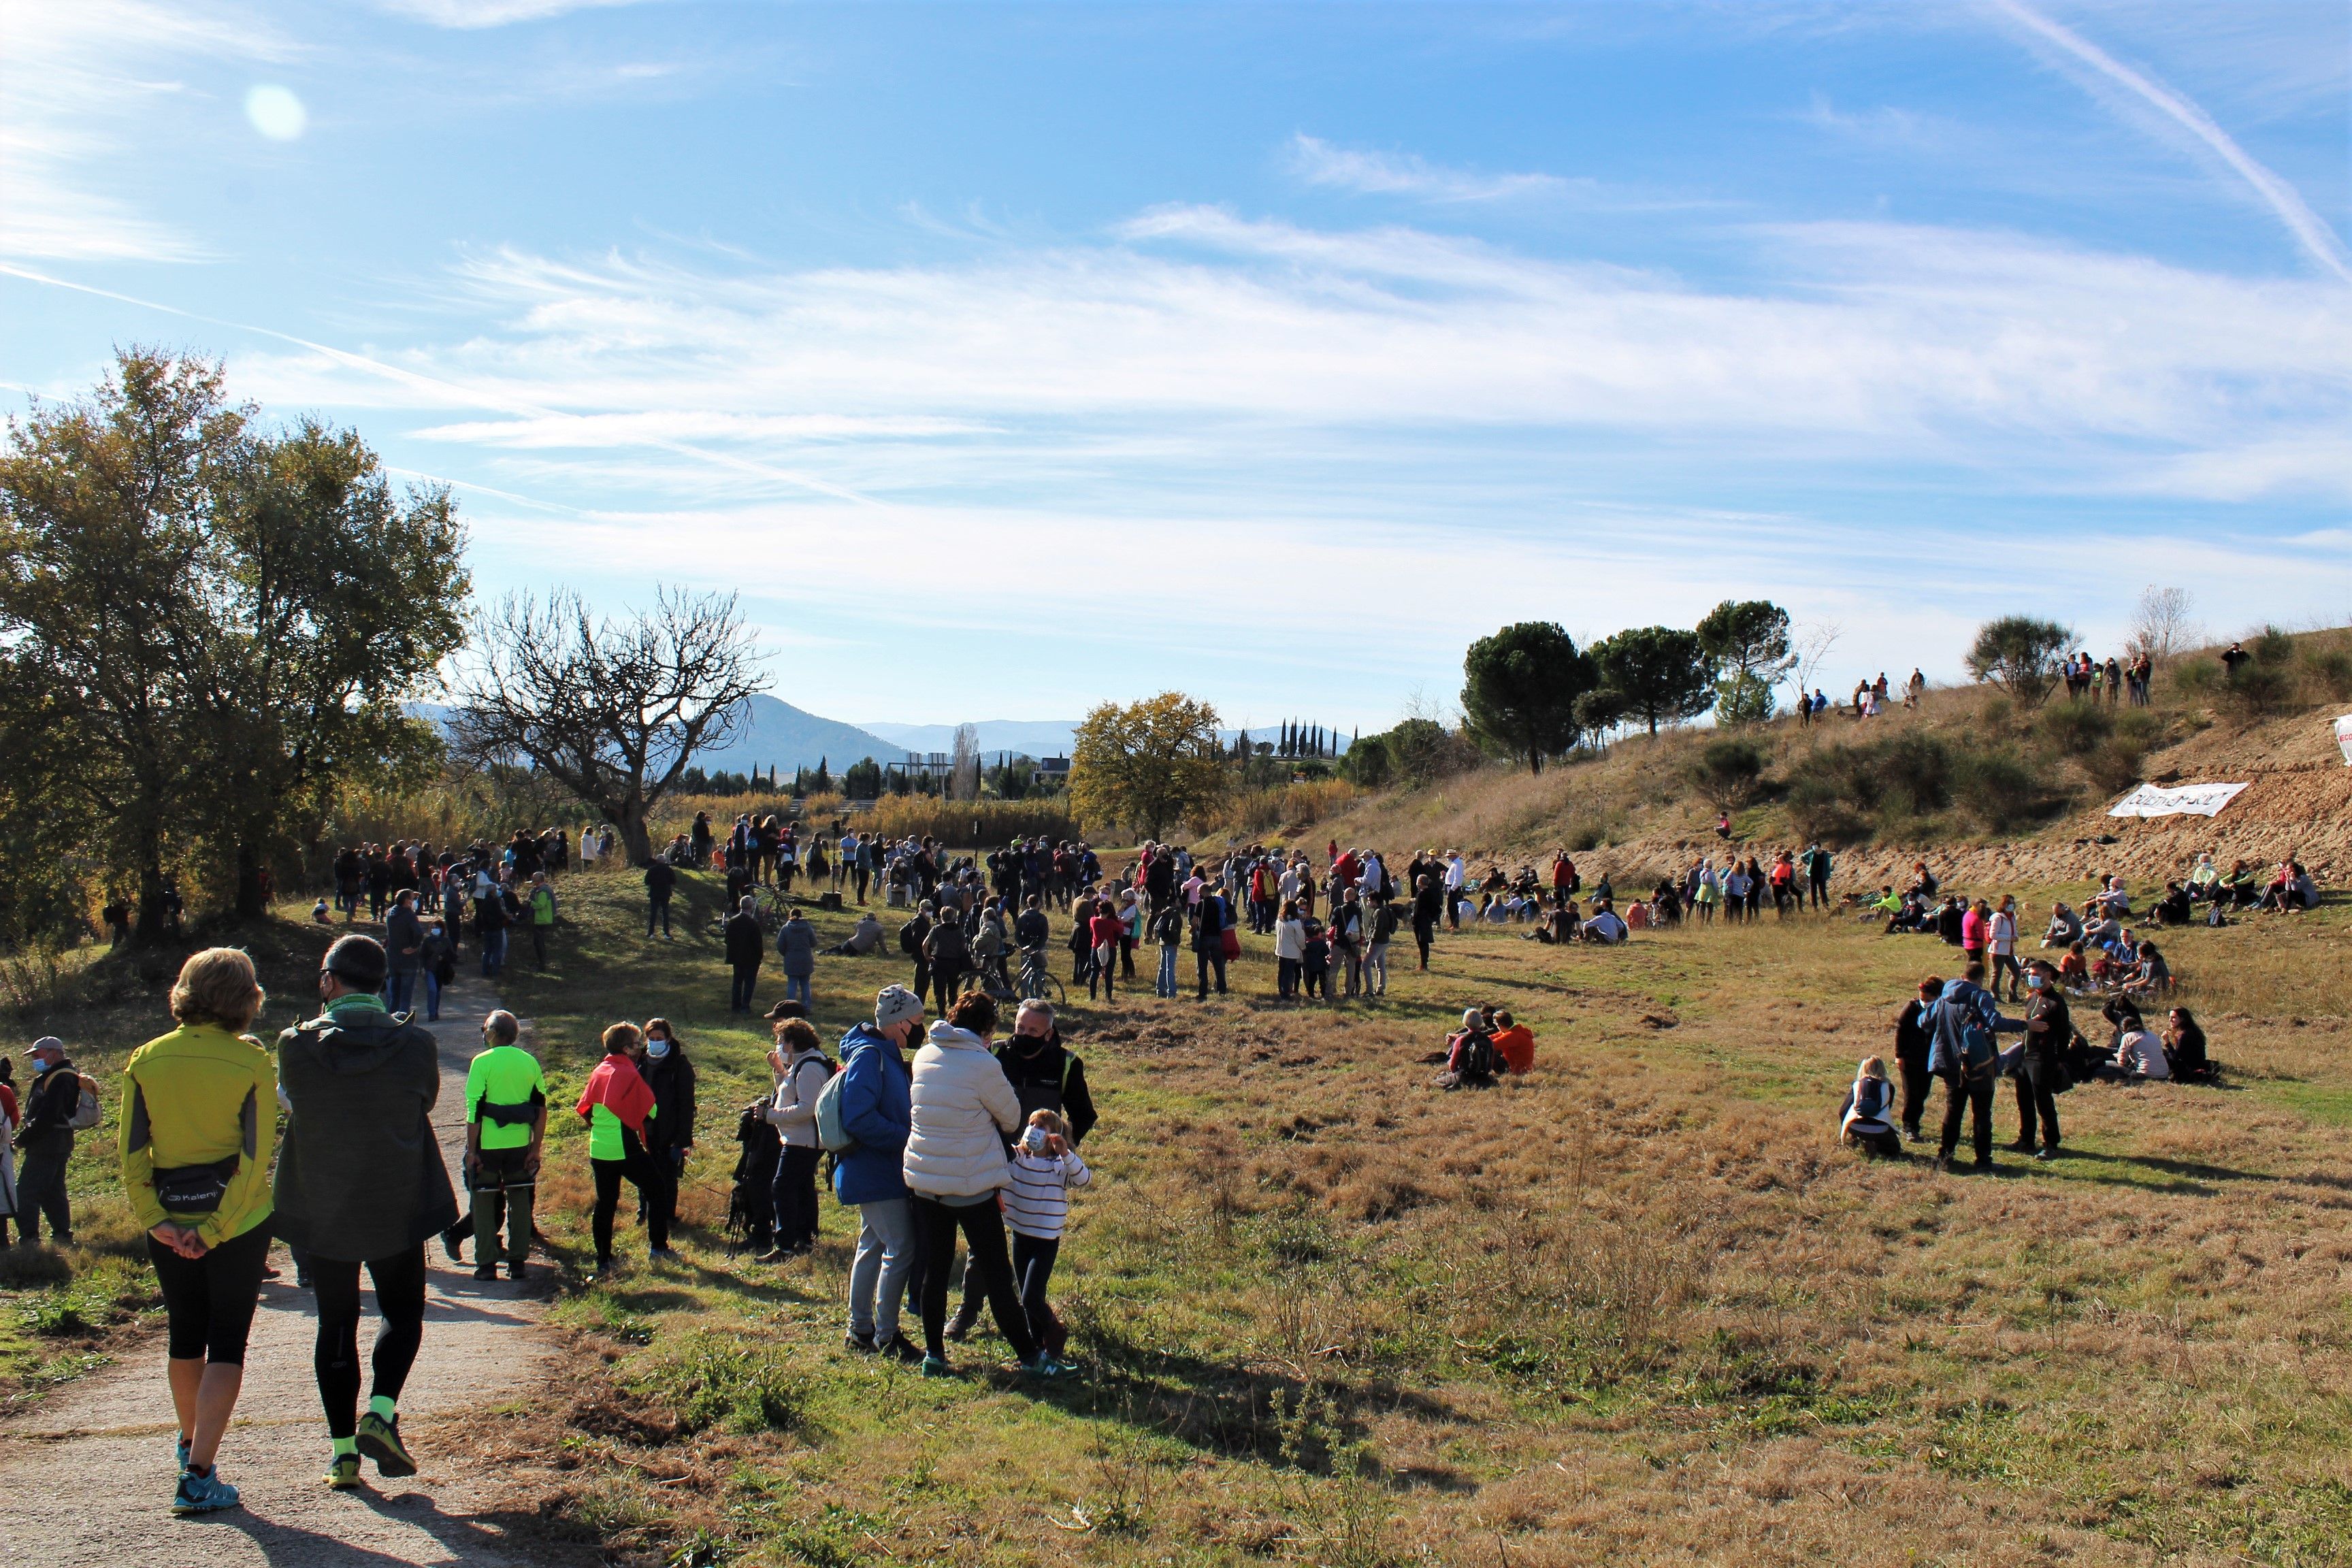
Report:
1927,962,2021,1173
275,935,459,1490
776,906,819,1011
385,891,425,1015
122,949,278,1516
1411,874,1441,970
1192,879,1230,998
636,1017,694,1265
725,896,764,1013
834,987,922,1358
2012,961,2069,1160
14,1036,84,1247
459,1009,544,1283
577,1023,662,1274
1890,977,1942,1141
644,855,678,940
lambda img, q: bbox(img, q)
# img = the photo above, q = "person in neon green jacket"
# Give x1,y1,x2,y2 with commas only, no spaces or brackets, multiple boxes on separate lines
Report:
120,947,277,1518
525,872,558,970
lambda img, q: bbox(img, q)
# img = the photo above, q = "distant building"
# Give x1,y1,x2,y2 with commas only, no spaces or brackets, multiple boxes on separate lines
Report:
1032,755,1070,787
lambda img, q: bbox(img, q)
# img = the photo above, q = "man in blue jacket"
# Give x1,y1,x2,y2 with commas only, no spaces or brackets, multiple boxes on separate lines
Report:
836,985,923,1361
1927,961,2023,1173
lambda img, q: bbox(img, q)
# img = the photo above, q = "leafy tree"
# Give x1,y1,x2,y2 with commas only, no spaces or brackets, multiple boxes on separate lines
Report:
1339,733,1393,787
1590,625,1714,736
1573,687,1629,737
0,349,463,934
1697,600,1793,683
456,587,766,864
1459,621,1597,773
1965,616,2073,707
1068,691,1227,840
1712,671,1778,725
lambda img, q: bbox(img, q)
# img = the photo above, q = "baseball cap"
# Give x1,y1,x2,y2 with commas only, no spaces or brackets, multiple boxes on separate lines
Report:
25,1036,63,1058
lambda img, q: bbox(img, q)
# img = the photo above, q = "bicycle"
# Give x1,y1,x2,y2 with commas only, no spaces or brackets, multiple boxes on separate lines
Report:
1013,945,1066,1007
704,883,789,941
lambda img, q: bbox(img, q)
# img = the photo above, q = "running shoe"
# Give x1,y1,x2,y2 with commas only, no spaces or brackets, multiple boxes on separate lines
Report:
919,1354,953,1378
355,1411,418,1478
171,1467,242,1516
324,1452,363,1490
174,1433,190,1471
844,1330,877,1354
877,1335,924,1365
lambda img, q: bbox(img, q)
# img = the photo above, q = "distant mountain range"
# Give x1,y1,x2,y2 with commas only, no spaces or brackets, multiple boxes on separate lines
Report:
410,698,1343,775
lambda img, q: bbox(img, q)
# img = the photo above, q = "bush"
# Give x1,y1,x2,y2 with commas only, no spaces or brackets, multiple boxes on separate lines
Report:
1784,734,1953,843
2034,699,2112,757
2301,647,2352,705
1690,738,1768,808
1952,751,2046,834
1340,734,1392,787
624,1329,802,1435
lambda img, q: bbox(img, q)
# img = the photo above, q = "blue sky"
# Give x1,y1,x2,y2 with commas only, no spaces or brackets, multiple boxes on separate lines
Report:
2,1,2347,731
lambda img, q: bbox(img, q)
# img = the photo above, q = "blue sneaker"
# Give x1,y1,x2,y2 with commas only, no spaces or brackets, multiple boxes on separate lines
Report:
174,1434,190,1471
172,1467,242,1516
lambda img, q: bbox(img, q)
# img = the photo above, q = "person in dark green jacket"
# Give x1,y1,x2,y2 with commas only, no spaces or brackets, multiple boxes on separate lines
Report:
122,947,278,1517
275,934,458,1492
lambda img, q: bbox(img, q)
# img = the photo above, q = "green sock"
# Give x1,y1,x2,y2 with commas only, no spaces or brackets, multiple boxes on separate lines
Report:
333,1436,357,1458
368,1394,397,1422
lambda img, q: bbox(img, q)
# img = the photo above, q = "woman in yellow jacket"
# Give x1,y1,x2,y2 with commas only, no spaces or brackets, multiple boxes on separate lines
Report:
121,947,278,1517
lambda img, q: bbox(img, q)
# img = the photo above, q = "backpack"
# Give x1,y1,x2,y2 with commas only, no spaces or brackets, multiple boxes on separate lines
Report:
726,1102,782,1254
898,917,924,955
1007,1050,1077,1129
813,1059,855,1153
1447,1029,1499,1085
67,1073,103,1131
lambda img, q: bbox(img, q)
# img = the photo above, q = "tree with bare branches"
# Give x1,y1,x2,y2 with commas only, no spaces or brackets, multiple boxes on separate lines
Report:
455,587,766,864
2127,586,2199,665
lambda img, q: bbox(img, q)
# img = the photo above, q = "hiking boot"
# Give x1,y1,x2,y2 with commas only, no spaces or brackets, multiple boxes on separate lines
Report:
324,1452,363,1490
355,1411,418,1478
172,1467,242,1516
877,1335,924,1365
472,1264,498,1282
506,1262,531,1283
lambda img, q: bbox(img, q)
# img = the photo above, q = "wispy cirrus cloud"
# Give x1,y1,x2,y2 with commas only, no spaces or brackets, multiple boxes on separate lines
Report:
1990,0,2352,284
0,0,291,261
1286,134,1583,204
377,0,655,28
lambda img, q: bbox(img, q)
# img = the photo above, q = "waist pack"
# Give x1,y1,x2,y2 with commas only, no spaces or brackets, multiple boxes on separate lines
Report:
154,1156,240,1216
478,1096,542,1128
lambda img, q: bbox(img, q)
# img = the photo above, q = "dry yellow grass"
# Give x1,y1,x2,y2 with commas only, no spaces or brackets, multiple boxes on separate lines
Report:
467,868,2352,1567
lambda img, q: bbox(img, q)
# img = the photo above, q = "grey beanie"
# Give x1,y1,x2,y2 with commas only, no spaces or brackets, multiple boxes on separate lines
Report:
875,985,924,1031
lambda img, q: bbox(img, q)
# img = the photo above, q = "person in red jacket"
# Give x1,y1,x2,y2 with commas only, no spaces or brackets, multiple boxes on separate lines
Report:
575,1024,659,1275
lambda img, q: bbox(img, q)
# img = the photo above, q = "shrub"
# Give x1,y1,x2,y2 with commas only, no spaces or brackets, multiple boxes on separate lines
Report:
2300,647,2352,705
1340,734,1392,787
2034,699,2112,757
1784,733,1953,843
1690,738,1768,808
1965,616,2072,706
1952,751,2046,834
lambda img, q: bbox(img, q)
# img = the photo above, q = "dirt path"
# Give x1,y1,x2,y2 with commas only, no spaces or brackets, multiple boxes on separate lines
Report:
0,968,560,1567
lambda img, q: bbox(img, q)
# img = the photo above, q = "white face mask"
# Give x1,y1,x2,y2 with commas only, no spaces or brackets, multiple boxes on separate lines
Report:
647,1036,672,1058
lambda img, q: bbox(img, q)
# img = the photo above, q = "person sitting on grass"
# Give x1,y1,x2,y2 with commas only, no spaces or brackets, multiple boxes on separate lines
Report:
2042,902,2082,948
1861,885,1902,925
1582,900,1629,945
826,911,886,957
1489,1010,1535,1074
2221,860,2260,908
2057,942,2091,992
1434,1009,1500,1091
2258,859,2319,913
1837,1058,1903,1156
2119,939,2172,998
2187,854,2221,902
2153,882,2193,926
2164,1006,2213,1083
2114,1015,2170,1081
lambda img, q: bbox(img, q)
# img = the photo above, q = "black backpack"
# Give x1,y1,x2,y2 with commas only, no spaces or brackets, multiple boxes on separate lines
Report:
726,1102,782,1255
1452,1028,1499,1084
899,917,924,955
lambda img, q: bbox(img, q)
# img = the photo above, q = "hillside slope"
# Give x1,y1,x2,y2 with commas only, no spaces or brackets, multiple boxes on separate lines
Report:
1309,645,2351,887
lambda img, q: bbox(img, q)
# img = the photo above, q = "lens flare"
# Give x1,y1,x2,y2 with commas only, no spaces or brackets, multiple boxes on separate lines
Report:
244,84,307,142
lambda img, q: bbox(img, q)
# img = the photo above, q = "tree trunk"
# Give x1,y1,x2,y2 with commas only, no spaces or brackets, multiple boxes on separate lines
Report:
233,840,268,919
133,824,170,945
619,804,655,866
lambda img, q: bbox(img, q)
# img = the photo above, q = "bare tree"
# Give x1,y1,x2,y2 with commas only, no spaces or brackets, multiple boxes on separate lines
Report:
2127,585,2199,665
455,586,766,864
1787,620,1843,712
949,722,981,802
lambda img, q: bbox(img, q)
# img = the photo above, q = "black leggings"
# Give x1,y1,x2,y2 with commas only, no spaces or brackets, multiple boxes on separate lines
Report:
1011,1232,1060,1348
310,1245,427,1438
913,1194,1036,1365
593,1130,662,1261
150,1222,272,1366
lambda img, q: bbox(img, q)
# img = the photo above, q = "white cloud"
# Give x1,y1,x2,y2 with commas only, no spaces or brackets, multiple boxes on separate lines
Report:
223,212,2352,509
0,0,290,261
1286,134,1581,203
378,0,655,29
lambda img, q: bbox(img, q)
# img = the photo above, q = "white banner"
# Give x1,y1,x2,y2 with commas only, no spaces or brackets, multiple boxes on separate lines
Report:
2107,781,2250,819
2336,714,2352,766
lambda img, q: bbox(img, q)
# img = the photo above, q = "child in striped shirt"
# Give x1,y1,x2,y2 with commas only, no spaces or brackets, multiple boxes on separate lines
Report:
1002,1109,1090,1360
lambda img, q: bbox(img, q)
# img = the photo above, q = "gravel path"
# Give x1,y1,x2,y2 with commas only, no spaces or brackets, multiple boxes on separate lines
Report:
0,967,558,1566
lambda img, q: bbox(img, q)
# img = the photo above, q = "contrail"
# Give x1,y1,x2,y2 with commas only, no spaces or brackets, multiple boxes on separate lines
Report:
0,259,881,505
1989,0,2352,284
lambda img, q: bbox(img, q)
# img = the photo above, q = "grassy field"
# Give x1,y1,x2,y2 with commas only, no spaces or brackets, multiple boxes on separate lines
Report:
401,860,2352,1568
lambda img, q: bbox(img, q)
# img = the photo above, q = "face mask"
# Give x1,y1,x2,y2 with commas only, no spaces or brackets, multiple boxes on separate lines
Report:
2027,975,2044,990
647,1037,671,1058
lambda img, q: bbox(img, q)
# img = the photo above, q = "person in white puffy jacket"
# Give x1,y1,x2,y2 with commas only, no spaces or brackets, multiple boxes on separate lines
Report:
901,991,1067,1379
